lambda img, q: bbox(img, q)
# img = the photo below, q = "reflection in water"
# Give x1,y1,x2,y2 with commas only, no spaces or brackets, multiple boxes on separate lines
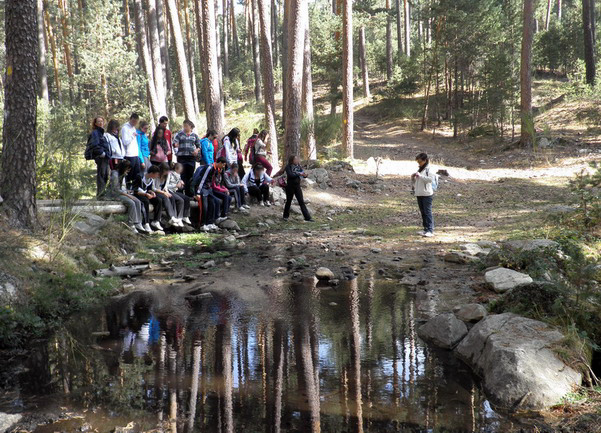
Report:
4,271,522,432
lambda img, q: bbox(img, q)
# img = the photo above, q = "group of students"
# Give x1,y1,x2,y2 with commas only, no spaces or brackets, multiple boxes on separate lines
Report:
86,113,313,234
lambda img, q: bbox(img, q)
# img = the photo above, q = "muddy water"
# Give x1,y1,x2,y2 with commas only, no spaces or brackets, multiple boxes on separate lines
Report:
1,273,523,432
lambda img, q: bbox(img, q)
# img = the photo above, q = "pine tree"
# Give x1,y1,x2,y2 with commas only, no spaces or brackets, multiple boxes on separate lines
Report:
520,0,536,145
582,0,596,85
302,0,316,160
342,0,354,158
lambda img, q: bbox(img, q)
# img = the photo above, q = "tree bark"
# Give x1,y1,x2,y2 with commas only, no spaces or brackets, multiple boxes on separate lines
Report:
195,0,209,113
231,0,240,56
396,0,403,56
359,26,371,99
165,0,197,123
520,0,535,145
251,0,263,103
272,0,279,67
282,0,290,123
157,0,176,118
284,0,307,159
342,0,354,158
37,0,49,102
403,0,410,57
1,0,38,228
222,0,230,77
558,0,562,21
58,0,74,98
147,0,167,115
124,0,131,36
545,0,552,30
301,0,316,161
258,0,280,168
200,0,225,134
43,1,61,101
183,0,200,115
386,0,393,80
583,0,596,85
133,0,162,119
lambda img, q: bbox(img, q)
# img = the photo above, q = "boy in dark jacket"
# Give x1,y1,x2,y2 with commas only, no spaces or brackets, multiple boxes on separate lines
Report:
283,155,312,222
190,157,228,230
87,117,112,199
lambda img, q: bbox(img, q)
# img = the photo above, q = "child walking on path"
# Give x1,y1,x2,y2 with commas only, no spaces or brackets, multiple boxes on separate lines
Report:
283,155,313,222
411,152,436,237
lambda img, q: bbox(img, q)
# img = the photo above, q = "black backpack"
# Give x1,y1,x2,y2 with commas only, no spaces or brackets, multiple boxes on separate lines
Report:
84,134,94,160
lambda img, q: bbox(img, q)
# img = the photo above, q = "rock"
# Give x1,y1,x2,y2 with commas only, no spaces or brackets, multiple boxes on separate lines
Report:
460,243,490,257
0,413,21,432
315,267,336,281
444,251,478,264
303,232,313,238
218,219,241,231
417,313,468,349
476,240,498,249
80,212,108,228
455,313,582,410
345,178,362,189
453,304,487,323
504,239,560,253
538,137,551,148
324,160,355,172
238,241,246,249
83,280,95,289
307,168,330,188
545,205,577,215
113,422,135,433
371,248,382,254
485,268,533,293
291,205,314,215
74,221,101,235
270,187,286,204
202,260,216,269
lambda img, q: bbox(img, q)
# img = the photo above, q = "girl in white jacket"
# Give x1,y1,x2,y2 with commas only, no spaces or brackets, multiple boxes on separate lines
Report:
411,153,436,237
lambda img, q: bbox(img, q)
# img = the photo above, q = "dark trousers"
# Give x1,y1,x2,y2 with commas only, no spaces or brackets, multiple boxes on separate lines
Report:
157,194,177,218
201,191,221,225
212,190,232,217
284,183,311,221
228,186,246,208
417,196,434,233
95,157,110,199
125,156,142,190
237,154,246,179
179,156,196,196
248,184,270,203
137,194,163,223
173,191,190,218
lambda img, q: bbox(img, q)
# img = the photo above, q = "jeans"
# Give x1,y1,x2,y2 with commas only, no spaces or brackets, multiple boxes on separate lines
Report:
179,156,196,196
284,183,311,221
228,186,246,208
417,195,434,233
248,184,270,203
118,194,143,225
173,191,190,218
198,190,221,225
95,157,110,199
157,194,177,218
212,190,232,217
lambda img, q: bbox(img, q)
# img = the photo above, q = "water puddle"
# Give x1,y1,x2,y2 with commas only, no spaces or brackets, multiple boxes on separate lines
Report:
1,271,525,432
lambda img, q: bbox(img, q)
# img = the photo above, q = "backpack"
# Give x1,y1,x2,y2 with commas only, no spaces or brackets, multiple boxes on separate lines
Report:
427,167,440,192
246,137,257,164
84,134,95,160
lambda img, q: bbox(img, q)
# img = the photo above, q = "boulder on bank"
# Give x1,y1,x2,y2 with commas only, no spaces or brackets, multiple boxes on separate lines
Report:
485,268,533,293
504,239,560,253
453,304,487,323
0,412,22,432
455,313,582,411
417,313,468,349
218,219,241,231
315,267,335,281
306,168,330,189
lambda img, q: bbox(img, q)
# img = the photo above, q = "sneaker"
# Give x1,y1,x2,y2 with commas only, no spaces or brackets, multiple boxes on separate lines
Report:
417,230,426,236
265,201,272,207
283,217,289,222
128,224,138,234
168,216,178,226
242,205,251,210
303,218,314,223
259,201,265,207
134,223,145,231
207,224,219,231
150,221,164,231
176,218,185,227
182,217,192,225
423,231,434,238
143,223,152,232
200,225,210,232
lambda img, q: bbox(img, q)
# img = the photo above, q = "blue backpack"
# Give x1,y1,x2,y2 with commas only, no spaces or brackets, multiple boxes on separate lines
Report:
428,168,440,192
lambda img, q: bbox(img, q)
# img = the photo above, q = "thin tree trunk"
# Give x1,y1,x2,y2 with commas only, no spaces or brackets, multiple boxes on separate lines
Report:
201,0,225,134
157,0,176,118
545,0,552,30
558,0,562,21
133,0,162,118
404,0,410,57
272,0,279,67
44,1,62,101
251,0,263,103
222,0,230,77
165,0,197,123
184,0,200,115
583,0,596,85
386,0,393,80
231,0,240,56
301,0,316,161
124,0,131,36
359,25,370,98
258,0,280,168
342,0,354,158
147,0,167,115
396,0,403,56
282,0,290,123
520,0,535,145
37,0,49,101
284,0,307,159
1,0,38,228
195,0,209,113
215,0,223,94
58,0,74,98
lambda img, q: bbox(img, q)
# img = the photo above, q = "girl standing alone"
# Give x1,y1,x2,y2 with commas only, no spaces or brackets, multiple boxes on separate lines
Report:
412,153,436,238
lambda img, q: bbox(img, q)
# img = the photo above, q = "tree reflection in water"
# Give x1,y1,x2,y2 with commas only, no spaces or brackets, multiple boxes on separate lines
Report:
10,271,522,432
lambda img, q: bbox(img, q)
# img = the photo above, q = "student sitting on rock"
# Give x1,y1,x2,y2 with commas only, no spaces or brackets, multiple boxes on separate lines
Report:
224,163,249,211
134,165,164,232
242,164,273,206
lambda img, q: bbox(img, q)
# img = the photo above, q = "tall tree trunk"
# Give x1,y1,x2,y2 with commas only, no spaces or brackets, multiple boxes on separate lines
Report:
231,0,240,56
342,0,354,158
37,0,49,101
133,0,162,118
272,0,279,67
545,0,552,30
403,0,410,57
44,1,61,101
386,0,393,80
558,0,562,21
284,0,307,159
258,0,280,168
359,26,370,98
301,0,316,161
124,0,131,36
282,0,290,123
1,0,38,228
157,0,176,118
183,0,200,115
520,0,535,146
222,0,230,77
251,0,263,103
195,0,209,113
147,0,167,115
58,0,74,98
583,0,596,85
201,0,225,134
165,0,197,123
396,0,403,57
215,0,223,94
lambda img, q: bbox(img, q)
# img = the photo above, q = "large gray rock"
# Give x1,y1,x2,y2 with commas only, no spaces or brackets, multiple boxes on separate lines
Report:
455,313,582,410
218,219,241,231
485,268,533,293
460,243,491,257
307,168,330,189
453,304,488,323
315,267,335,281
0,412,22,432
417,313,468,349
444,251,478,264
504,239,560,253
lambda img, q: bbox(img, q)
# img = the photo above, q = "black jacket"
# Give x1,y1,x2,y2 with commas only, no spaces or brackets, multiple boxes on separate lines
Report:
88,127,112,159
